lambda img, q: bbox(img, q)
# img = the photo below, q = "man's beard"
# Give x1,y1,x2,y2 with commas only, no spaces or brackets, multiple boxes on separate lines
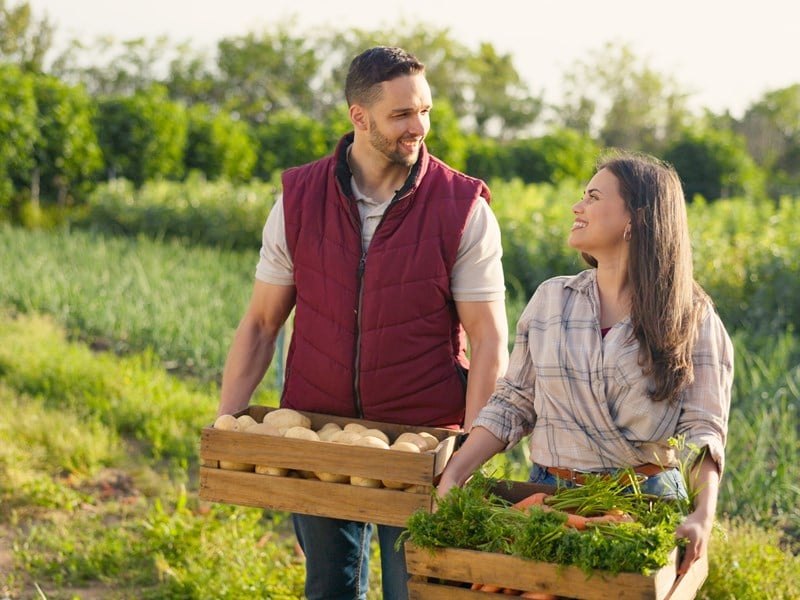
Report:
368,117,419,167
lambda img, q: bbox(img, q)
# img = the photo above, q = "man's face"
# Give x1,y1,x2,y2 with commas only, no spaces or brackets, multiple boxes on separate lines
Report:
364,73,432,167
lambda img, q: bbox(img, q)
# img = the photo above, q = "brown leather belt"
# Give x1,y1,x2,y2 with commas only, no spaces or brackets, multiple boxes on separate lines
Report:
545,463,664,486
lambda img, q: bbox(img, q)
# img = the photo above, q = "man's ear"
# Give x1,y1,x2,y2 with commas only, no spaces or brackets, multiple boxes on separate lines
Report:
349,105,368,131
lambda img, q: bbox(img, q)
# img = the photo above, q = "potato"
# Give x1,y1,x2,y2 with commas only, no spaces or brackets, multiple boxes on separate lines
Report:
394,432,429,451
245,422,282,436
236,414,258,430
214,414,252,470
220,461,254,471
317,423,343,441
283,426,320,441
329,430,362,444
361,428,390,445
350,475,383,488
417,431,440,450
255,465,289,476
213,414,239,431
343,422,368,434
382,441,421,489
262,408,311,430
315,471,350,483
348,436,390,487
354,436,390,450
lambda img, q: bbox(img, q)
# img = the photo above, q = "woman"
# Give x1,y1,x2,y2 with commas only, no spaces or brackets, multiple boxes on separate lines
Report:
437,151,734,574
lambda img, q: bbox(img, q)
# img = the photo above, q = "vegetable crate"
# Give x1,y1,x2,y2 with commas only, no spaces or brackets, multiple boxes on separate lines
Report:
198,406,459,526
404,480,708,600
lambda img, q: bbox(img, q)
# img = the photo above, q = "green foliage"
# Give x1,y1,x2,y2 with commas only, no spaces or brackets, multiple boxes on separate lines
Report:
506,130,599,185
0,0,54,72
0,313,221,464
699,518,800,599
74,175,277,249
405,472,684,576
185,103,257,182
424,97,469,171
32,74,103,203
254,109,330,177
664,126,766,200
0,63,38,211
94,84,188,186
489,177,585,299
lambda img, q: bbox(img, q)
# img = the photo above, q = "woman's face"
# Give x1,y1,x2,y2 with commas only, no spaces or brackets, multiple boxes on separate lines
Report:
568,168,632,259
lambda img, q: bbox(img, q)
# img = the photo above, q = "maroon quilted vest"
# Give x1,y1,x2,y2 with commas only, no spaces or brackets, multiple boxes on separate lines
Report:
280,134,491,428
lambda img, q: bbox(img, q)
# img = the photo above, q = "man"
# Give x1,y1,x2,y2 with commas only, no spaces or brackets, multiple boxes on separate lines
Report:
217,46,508,600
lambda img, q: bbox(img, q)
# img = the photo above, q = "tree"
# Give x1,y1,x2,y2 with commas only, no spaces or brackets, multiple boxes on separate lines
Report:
664,127,765,201
0,63,37,212
32,75,103,205
465,42,542,139
215,23,322,124
185,103,257,182
94,84,187,186
0,0,53,72
253,109,329,179
737,84,800,198
555,42,692,154
51,35,174,97
507,130,599,185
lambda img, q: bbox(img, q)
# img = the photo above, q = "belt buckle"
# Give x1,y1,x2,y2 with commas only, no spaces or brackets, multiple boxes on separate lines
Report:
571,468,594,486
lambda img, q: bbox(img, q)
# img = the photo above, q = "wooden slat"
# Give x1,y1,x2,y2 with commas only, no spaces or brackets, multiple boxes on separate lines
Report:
404,543,691,600
200,407,461,485
199,466,433,526
665,552,708,600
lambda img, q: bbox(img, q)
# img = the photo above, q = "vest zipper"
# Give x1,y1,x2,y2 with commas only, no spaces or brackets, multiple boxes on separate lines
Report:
353,250,367,417
351,187,413,419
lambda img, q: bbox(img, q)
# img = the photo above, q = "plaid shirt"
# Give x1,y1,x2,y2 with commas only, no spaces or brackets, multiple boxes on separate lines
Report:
473,269,734,473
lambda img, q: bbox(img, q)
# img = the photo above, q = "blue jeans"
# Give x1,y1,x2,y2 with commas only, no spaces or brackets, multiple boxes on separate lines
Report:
292,513,409,600
527,463,688,500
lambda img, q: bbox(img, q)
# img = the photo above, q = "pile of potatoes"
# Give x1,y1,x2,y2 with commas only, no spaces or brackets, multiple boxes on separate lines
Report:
212,408,440,490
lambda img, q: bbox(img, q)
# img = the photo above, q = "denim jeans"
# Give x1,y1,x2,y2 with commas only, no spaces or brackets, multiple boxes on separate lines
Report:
292,513,409,600
527,462,688,500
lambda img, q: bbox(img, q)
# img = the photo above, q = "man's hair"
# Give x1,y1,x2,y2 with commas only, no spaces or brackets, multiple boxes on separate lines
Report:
345,46,426,107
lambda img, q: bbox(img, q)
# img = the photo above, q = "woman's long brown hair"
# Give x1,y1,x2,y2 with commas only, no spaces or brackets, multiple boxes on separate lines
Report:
583,151,709,402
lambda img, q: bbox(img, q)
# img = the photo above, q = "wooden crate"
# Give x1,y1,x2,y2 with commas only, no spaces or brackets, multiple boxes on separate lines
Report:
405,543,707,600
404,480,708,600
199,406,460,526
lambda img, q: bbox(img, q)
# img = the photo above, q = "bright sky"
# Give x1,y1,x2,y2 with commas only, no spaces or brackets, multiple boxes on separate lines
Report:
27,0,800,118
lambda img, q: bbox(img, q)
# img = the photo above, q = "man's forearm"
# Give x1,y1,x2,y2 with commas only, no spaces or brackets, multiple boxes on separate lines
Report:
218,321,277,416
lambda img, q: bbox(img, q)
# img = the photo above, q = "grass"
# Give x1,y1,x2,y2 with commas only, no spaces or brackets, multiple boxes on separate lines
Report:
1,312,798,598
1,188,799,598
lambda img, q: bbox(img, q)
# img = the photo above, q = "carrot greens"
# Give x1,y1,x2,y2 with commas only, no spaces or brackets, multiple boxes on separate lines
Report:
402,471,688,575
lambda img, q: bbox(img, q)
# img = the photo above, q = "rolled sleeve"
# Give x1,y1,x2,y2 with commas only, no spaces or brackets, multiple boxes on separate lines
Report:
676,305,734,473
472,298,539,450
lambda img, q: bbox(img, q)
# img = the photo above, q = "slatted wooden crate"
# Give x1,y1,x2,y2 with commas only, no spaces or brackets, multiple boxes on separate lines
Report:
404,479,708,600
199,406,460,526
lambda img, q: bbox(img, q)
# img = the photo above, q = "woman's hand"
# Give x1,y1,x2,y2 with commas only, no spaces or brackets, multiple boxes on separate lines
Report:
674,451,720,574
674,509,714,573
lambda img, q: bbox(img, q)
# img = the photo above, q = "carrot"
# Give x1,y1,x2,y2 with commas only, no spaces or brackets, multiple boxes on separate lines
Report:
519,593,558,599
502,588,523,595
562,512,589,530
479,584,503,592
512,492,551,511
585,509,635,526
470,582,484,590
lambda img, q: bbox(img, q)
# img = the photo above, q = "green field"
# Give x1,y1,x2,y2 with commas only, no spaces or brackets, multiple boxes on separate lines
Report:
1,177,799,599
